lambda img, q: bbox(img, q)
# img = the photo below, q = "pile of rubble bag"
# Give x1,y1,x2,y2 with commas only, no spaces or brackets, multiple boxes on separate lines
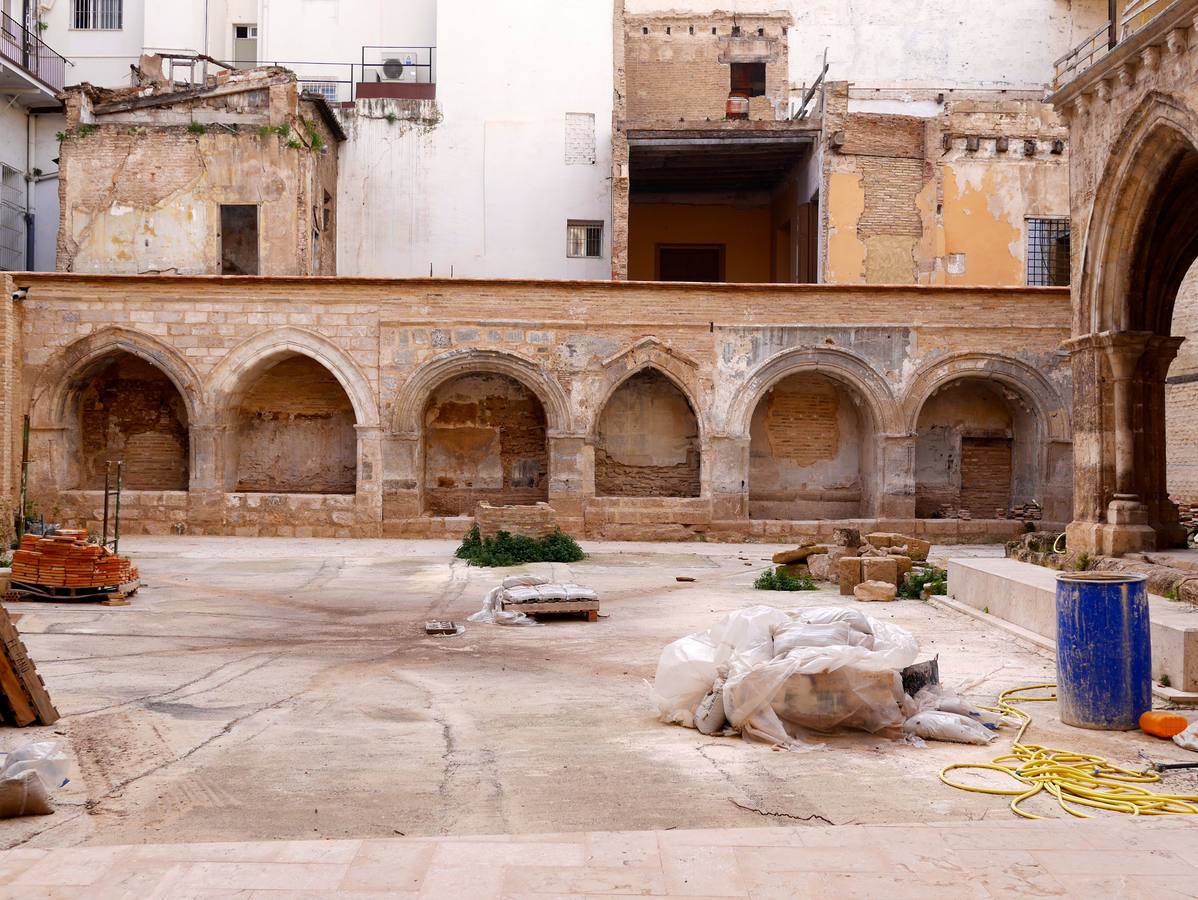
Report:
650,605,1017,748
468,574,599,626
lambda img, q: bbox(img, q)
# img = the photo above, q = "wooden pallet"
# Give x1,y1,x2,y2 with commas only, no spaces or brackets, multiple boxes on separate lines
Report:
10,579,140,604
0,605,58,726
502,599,599,622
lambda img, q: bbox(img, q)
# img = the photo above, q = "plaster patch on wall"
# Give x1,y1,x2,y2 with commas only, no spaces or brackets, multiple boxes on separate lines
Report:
825,171,866,283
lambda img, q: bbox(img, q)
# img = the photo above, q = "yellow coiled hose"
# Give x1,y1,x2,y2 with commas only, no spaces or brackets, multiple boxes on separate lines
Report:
939,683,1198,819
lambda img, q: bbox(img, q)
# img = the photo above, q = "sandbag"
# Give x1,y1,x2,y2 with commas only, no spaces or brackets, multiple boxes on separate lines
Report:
0,770,53,818
772,621,874,657
0,741,68,819
561,584,598,601
694,672,728,735
904,711,995,745
502,575,550,589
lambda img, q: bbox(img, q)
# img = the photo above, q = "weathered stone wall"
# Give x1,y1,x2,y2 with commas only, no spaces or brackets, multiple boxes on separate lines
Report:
12,273,1073,540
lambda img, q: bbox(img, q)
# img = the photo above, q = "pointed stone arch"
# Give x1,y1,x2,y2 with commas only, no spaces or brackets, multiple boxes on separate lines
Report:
206,327,379,428
391,349,572,437
590,337,705,441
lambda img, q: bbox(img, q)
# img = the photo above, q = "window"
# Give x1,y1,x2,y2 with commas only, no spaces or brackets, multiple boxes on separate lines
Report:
567,221,603,258
0,163,25,271
302,81,340,103
73,0,122,29
730,62,766,98
657,245,724,282
220,205,259,275
1027,217,1070,286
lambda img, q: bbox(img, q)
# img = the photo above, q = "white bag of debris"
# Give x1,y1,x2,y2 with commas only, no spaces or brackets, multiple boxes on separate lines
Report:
0,742,69,819
502,575,550,589
1174,719,1198,753
903,711,996,745
651,605,919,746
467,586,540,627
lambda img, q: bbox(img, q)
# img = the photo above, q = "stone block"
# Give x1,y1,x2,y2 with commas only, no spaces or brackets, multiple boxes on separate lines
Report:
866,532,894,548
888,555,914,578
854,580,897,602
772,543,826,564
838,557,863,596
831,527,861,549
902,536,932,562
807,553,833,581
862,556,899,587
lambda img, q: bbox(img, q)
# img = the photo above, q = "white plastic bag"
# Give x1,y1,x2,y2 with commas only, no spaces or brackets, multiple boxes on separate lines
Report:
467,586,540,626
694,670,728,736
904,711,996,745
502,575,549,589
1174,720,1198,753
562,584,598,601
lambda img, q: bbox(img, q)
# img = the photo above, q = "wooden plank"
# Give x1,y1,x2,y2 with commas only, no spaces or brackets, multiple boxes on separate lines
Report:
501,600,600,614
0,606,59,725
0,650,36,726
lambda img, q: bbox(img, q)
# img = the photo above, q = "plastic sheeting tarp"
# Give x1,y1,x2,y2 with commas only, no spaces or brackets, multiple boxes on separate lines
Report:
650,605,919,747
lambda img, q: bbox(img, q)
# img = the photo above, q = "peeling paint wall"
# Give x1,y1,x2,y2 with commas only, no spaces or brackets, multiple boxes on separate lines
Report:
77,354,190,491
56,79,339,276
596,369,700,497
822,83,1072,285
748,372,871,519
234,356,357,494
423,373,549,516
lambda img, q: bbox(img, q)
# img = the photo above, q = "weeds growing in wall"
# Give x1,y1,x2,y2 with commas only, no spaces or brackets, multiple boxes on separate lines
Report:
455,525,585,567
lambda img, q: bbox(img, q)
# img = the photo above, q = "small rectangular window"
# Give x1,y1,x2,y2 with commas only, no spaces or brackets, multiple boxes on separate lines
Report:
730,62,766,98
567,221,603,258
302,81,340,103
220,204,259,275
0,163,26,272
73,0,122,29
1027,217,1070,286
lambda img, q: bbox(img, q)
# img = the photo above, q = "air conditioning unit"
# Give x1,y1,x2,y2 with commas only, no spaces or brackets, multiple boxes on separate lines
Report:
377,55,417,82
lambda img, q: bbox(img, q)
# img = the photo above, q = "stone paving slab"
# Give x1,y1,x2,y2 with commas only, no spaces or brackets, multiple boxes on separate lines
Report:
0,820,1195,898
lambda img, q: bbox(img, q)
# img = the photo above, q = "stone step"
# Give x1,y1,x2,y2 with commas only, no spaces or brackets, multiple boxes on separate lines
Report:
947,557,1198,695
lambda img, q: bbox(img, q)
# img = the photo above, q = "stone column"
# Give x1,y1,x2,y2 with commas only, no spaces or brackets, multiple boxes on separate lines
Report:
1143,335,1186,547
706,434,750,524
876,433,917,522
187,423,221,491
1104,333,1151,502
354,424,384,534
547,434,589,533
381,431,421,523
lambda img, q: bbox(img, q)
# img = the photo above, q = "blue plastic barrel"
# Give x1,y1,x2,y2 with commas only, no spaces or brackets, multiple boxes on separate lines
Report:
1054,572,1151,730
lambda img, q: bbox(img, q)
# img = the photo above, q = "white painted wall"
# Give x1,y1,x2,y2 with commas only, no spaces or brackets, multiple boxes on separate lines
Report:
37,0,147,86
335,0,614,279
623,0,1109,89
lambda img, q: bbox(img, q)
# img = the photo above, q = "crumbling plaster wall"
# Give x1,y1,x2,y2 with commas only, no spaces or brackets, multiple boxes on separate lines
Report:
15,275,1073,540
423,373,549,516
822,83,1073,285
56,81,338,276
748,372,871,519
233,355,357,494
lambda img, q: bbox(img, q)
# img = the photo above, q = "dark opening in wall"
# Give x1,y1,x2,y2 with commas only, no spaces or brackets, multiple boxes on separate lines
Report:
220,204,260,275
730,62,766,98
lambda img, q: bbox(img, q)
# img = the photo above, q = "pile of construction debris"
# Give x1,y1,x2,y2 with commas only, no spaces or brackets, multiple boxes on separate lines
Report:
770,529,939,602
651,604,1010,748
11,530,139,602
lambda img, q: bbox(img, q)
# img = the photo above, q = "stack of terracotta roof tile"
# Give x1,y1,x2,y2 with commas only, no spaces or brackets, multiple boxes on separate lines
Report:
12,531,138,589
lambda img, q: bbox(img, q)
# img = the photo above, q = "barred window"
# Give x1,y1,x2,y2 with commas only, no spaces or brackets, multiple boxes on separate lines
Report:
0,163,25,272
302,81,340,104
1027,217,1070,286
567,221,603,259
74,0,122,30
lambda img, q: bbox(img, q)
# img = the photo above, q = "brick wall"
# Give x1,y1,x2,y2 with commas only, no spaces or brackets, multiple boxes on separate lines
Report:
1167,268,1198,505
623,13,790,126
959,437,1014,517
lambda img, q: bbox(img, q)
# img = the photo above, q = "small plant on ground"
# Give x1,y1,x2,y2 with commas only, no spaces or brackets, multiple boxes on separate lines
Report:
1165,586,1180,601
899,567,947,599
1160,673,1172,688
1074,551,1092,571
454,524,585,567
753,567,817,592
1023,520,1037,533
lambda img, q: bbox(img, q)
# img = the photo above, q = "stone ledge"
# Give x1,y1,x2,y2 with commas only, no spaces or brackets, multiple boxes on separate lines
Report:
947,557,1198,695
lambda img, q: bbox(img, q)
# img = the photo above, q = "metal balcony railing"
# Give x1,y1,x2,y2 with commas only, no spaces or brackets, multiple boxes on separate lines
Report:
1053,0,1178,90
0,11,68,92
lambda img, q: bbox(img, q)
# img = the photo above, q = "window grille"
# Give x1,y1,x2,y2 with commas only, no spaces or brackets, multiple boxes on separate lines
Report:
302,81,340,103
566,221,603,258
1027,217,1070,286
74,0,122,29
0,163,25,271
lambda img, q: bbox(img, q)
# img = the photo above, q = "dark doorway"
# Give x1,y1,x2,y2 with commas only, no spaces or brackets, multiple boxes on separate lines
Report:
730,62,766,98
220,204,259,275
657,244,724,282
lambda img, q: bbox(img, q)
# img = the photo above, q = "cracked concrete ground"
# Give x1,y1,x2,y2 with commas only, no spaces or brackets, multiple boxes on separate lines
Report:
2,537,1195,849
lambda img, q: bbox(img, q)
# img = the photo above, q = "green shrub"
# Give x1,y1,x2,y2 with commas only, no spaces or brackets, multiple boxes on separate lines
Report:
900,567,947,599
454,525,585,567
753,567,817,592
187,121,207,135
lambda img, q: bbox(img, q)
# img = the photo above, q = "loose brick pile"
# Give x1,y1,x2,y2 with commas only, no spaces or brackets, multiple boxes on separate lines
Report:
12,531,138,589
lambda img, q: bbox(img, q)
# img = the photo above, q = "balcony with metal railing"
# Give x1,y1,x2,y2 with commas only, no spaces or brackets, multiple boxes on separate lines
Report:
0,10,68,99
1053,0,1181,90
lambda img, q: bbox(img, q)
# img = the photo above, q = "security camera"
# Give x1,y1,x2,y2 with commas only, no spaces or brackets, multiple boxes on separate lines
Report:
11,287,28,301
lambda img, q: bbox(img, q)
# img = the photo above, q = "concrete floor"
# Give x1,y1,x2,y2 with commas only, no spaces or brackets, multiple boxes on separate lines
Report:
2,537,1195,850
